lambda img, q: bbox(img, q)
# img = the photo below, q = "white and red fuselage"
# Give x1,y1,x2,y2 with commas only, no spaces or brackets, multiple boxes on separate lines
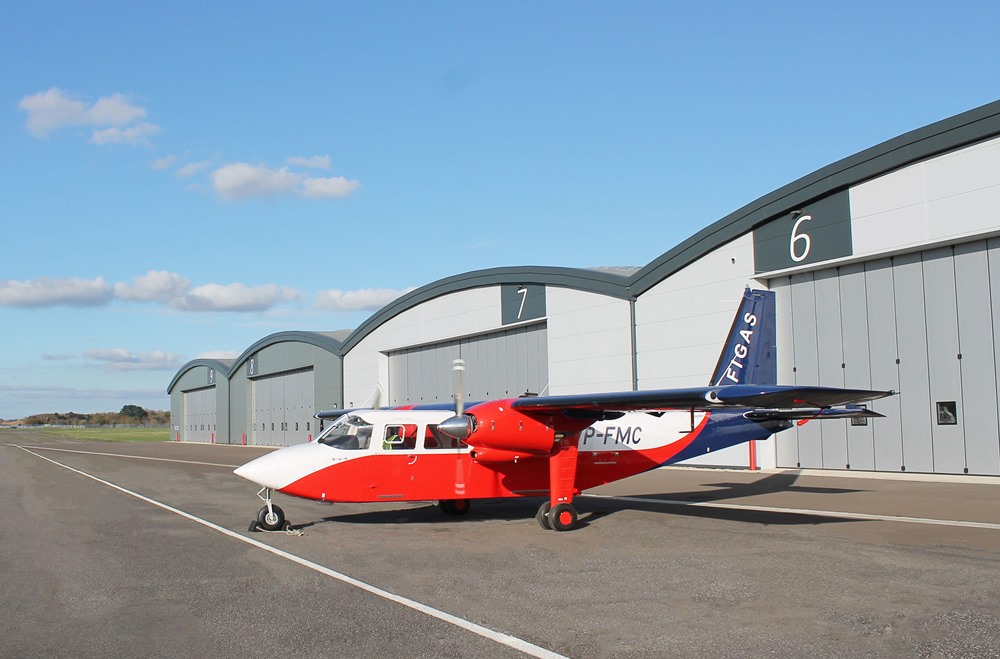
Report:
233,403,765,506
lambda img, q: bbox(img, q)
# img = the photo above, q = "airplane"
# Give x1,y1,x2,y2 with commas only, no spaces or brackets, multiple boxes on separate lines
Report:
234,288,894,532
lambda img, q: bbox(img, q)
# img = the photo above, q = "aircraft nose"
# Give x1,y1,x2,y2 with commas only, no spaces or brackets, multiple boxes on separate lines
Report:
233,452,285,490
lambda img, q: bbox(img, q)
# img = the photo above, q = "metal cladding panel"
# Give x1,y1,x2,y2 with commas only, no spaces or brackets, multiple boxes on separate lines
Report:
251,370,315,446
772,277,799,468
893,253,935,472
956,242,1000,475
984,238,1000,474
814,270,848,469
864,259,904,471
182,387,216,442
387,324,547,404
922,247,966,474
839,263,876,471
789,272,823,468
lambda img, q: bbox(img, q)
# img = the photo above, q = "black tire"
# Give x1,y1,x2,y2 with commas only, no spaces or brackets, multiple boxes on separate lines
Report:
536,501,552,530
257,504,286,531
548,503,578,532
439,499,471,516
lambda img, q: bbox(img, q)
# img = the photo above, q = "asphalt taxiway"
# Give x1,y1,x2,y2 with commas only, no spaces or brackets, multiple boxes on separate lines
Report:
4,430,1000,658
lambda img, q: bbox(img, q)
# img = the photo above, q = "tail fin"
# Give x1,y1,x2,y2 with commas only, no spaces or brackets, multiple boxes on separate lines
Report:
709,288,776,386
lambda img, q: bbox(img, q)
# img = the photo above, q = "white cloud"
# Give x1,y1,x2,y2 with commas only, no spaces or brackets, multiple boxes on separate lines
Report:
316,287,414,311
84,348,184,372
89,122,161,146
301,176,361,199
41,353,76,361
174,283,301,312
0,276,112,308
210,163,301,200
149,155,176,170
176,161,211,179
113,270,191,303
287,155,331,169
1,270,303,314
210,162,360,201
19,88,156,144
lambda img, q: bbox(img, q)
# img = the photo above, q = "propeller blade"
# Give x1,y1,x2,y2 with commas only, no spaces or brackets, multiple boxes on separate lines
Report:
453,359,465,417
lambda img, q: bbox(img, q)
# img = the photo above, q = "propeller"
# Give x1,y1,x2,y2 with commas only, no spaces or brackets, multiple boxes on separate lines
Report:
438,359,476,441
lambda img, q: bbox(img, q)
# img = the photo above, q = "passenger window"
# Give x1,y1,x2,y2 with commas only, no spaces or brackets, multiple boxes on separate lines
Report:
383,424,417,450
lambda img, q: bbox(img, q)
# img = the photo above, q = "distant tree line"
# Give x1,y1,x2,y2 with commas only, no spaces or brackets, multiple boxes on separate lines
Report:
22,405,169,427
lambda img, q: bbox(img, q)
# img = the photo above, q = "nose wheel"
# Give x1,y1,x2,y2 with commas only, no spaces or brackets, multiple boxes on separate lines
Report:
251,487,289,532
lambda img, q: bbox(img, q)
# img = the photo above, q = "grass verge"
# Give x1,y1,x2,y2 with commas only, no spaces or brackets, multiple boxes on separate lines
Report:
17,427,170,442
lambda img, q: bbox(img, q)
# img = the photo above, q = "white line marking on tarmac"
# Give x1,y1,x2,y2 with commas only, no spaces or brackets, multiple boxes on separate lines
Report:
581,493,1000,530
16,445,238,468
14,445,565,659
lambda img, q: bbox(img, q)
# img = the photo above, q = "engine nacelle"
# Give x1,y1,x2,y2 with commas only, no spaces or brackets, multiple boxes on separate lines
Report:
465,400,557,455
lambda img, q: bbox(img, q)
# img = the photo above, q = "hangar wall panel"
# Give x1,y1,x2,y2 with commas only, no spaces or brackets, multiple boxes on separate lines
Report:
546,288,632,394
635,232,762,466
230,339,341,446
863,259,904,471
636,233,757,390
771,241,1000,475
170,365,228,443
851,136,1000,258
183,387,216,443
388,324,548,404
839,263,876,471
251,369,315,447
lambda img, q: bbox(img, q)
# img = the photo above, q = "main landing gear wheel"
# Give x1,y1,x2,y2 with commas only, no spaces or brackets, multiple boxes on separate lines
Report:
548,503,578,532
438,499,470,516
257,504,286,531
536,501,552,530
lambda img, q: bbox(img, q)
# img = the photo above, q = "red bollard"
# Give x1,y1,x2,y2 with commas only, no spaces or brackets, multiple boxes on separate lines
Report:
241,433,246,446
210,432,215,445
748,439,759,471
175,432,179,442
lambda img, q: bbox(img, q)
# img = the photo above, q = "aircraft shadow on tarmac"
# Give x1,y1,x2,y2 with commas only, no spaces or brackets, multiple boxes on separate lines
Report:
286,472,863,530
645,469,866,503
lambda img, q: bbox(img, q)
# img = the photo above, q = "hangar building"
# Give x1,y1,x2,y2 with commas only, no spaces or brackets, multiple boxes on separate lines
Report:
169,99,1000,476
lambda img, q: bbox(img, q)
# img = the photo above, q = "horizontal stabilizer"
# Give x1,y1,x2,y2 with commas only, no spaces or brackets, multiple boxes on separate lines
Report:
744,405,885,422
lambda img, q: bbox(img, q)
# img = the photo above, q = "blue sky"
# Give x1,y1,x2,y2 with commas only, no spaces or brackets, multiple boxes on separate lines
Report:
2,2,998,419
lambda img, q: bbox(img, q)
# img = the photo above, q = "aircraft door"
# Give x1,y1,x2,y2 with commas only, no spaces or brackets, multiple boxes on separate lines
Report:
372,423,419,500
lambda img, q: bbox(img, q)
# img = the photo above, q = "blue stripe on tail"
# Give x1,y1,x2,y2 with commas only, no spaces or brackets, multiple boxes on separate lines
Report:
709,288,776,386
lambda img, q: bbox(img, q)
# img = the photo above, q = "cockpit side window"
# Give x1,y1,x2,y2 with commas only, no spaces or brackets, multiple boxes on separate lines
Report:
318,415,372,450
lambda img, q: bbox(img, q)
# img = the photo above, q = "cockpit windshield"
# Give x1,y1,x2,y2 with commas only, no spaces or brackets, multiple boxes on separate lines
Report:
317,414,373,450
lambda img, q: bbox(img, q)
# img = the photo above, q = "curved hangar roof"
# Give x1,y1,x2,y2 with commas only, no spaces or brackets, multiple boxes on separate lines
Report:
168,330,350,391
339,98,1000,352
168,98,1000,380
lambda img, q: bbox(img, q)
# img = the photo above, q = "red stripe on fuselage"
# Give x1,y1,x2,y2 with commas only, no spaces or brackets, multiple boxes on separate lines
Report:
279,413,711,503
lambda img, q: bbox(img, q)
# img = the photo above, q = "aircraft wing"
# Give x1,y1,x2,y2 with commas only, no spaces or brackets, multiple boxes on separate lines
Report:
508,384,895,416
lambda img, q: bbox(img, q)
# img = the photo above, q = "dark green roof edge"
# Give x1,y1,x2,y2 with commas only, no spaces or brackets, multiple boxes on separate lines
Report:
228,330,346,376
166,358,234,393
628,98,1000,293
338,265,633,354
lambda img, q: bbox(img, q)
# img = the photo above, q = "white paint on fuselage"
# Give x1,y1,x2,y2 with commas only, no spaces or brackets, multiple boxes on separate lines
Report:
578,410,708,452
234,408,710,491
